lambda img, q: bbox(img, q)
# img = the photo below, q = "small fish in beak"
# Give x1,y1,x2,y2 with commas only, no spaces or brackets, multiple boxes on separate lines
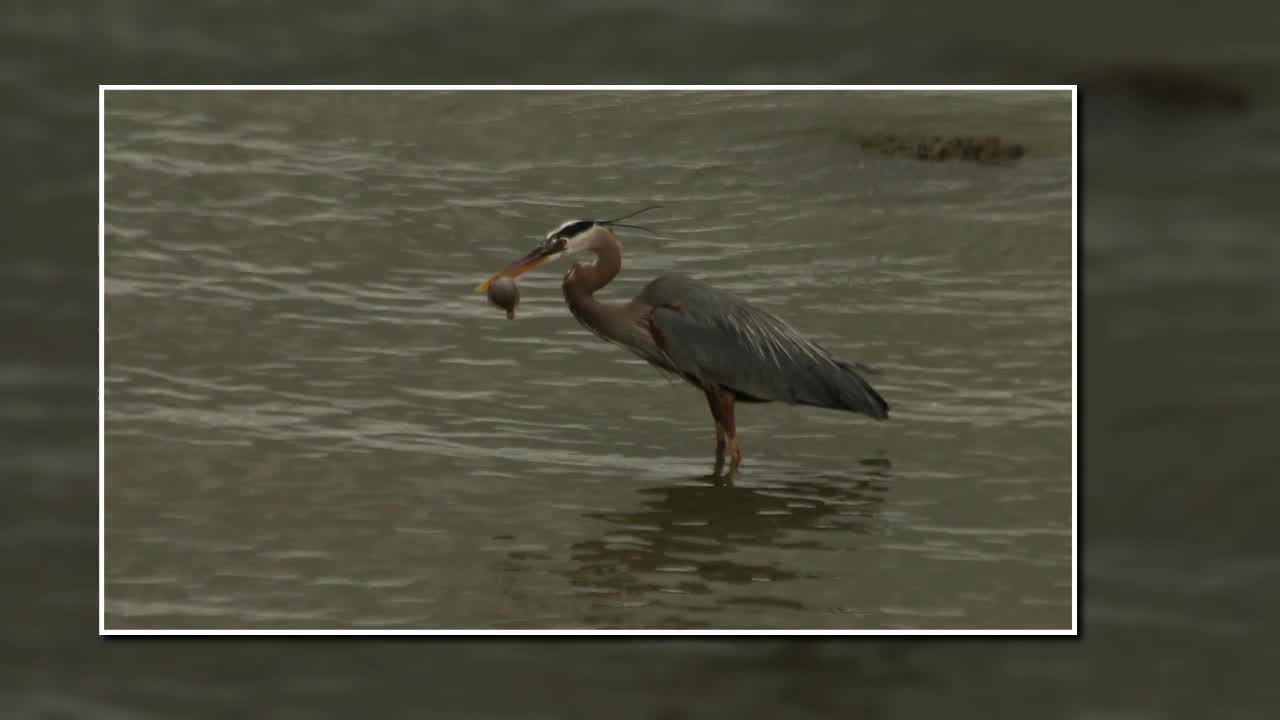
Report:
486,275,520,319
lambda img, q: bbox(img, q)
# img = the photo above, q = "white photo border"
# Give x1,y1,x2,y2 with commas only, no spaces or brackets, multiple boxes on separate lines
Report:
99,84,1078,637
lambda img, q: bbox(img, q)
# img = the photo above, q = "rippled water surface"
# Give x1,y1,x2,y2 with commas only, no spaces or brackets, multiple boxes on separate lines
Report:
103,90,1072,630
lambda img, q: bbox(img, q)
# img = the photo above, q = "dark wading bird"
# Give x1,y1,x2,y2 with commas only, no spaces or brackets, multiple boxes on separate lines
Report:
476,207,889,476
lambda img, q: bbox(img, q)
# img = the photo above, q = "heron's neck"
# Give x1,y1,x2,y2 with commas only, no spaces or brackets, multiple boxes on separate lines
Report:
562,233,627,339
583,231,623,293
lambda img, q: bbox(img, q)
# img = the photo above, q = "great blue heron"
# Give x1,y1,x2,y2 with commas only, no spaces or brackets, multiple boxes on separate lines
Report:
476,209,889,475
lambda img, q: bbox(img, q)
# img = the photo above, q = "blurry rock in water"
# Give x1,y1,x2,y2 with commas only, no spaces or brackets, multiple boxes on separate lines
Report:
487,275,520,319
857,133,1026,165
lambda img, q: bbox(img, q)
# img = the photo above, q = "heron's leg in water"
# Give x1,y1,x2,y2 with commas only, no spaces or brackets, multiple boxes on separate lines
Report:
703,387,742,474
721,395,742,471
704,389,728,471
714,424,727,466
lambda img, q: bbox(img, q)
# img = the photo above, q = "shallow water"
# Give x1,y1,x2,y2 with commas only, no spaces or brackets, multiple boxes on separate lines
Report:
103,90,1073,630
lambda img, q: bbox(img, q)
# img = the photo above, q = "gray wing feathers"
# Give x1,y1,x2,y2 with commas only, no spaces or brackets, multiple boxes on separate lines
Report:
642,274,889,420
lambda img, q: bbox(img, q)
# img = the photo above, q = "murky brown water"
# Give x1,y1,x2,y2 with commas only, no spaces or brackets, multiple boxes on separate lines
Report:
103,90,1073,630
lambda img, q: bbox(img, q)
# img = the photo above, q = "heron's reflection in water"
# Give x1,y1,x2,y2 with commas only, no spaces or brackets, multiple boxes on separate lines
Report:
563,456,893,627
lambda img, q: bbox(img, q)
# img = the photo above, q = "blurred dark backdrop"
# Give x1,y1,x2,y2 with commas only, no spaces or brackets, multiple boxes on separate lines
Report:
5,1,1278,717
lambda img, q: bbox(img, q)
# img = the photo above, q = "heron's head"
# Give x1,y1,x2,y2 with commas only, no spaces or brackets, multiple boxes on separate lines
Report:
475,219,610,292
475,207,661,293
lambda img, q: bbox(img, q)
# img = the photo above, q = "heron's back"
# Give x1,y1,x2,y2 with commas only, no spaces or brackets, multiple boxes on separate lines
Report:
637,273,889,420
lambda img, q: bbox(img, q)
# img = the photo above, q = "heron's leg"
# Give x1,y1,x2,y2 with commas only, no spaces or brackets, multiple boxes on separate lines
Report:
704,387,742,475
704,388,728,472
721,395,742,472
714,424,727,468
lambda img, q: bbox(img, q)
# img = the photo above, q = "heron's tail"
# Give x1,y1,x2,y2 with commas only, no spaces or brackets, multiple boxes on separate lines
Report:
831,361,890,420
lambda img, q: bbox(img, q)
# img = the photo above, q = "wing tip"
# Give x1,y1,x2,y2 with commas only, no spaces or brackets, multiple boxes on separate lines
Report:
836,361,890,420
866,385,891,420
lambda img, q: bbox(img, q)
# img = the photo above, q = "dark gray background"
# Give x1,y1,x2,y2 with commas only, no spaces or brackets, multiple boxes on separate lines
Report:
6,0,1277,717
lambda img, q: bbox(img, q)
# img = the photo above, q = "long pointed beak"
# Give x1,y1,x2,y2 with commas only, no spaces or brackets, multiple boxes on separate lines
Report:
475,246,562,293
